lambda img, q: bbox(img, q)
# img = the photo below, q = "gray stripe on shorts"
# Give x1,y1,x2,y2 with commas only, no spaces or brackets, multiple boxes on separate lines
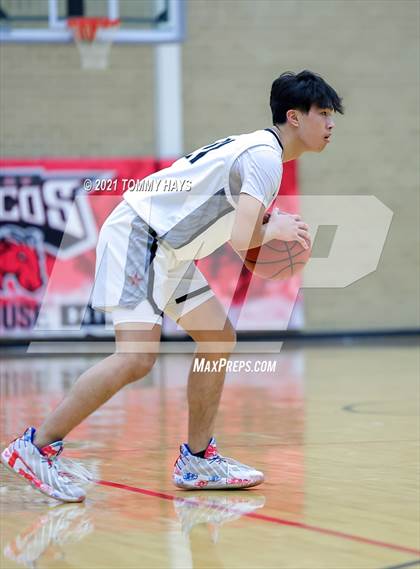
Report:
118,216,154,309
160,188,234,249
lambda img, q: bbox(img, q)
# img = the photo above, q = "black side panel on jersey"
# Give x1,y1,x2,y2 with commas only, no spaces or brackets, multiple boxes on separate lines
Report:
160,188,234,249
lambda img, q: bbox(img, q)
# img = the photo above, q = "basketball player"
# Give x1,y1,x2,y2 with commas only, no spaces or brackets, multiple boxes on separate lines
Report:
2,70,343,502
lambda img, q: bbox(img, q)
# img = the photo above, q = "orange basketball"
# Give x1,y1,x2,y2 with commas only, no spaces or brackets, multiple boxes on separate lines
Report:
239,214,311,280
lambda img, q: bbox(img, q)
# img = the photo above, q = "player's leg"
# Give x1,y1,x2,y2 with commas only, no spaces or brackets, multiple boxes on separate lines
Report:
177,296,236,454
35,322,162,448
1,313,161,502
171,294,264,489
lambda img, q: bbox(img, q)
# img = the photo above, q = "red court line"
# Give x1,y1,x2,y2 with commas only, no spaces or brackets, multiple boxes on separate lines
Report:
97,479,419,556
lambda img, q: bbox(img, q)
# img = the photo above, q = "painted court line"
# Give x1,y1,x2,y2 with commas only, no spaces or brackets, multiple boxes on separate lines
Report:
379,560,420,569
97,479,419,556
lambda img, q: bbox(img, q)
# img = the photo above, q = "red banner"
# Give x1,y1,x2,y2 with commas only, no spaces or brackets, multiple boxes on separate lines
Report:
0,158,301,338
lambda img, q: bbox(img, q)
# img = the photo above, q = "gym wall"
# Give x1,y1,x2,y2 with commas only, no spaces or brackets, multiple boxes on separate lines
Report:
1,0,418,332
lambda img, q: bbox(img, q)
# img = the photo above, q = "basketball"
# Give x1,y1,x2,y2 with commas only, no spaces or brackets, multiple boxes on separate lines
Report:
239,213,311,280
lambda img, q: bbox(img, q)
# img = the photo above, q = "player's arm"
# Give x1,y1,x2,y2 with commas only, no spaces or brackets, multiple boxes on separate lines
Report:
231,196,310,251
230,149,310,251
230,193,265,251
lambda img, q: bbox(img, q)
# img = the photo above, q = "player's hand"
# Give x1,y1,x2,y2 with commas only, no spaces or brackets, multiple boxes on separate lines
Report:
266,209,311,249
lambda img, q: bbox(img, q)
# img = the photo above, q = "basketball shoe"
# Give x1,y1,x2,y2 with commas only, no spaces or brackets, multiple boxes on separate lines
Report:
1,427,87,503
172,438,264,489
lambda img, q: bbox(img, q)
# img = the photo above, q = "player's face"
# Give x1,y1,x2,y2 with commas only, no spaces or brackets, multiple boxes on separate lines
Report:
297,106,335,152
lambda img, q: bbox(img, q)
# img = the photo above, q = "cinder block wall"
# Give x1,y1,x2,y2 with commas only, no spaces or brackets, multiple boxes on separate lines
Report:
1,0,418,330
0,44,155,156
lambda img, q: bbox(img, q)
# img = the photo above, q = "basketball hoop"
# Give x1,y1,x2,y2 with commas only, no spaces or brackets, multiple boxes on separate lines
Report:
68,17,120,70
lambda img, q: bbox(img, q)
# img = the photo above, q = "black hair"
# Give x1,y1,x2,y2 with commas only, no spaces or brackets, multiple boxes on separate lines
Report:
270,70,344,125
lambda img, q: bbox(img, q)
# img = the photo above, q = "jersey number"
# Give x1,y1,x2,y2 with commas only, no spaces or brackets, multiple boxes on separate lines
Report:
185,137,234,164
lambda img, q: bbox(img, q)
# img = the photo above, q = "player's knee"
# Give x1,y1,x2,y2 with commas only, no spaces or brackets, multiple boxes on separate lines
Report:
118,352,157,384
220,324,237,350
194,324,237,354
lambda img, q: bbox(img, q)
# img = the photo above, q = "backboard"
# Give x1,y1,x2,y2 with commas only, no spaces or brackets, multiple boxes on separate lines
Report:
0,0,185,43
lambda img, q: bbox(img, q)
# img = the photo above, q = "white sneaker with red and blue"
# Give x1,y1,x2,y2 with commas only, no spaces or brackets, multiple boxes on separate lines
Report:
172,438,264,490
1,427,87,503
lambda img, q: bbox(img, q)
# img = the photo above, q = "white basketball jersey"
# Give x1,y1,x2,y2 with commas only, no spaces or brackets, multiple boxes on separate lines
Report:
123,129,283,260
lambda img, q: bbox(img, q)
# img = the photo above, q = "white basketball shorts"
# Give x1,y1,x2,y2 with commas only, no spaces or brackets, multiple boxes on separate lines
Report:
91,201,214,326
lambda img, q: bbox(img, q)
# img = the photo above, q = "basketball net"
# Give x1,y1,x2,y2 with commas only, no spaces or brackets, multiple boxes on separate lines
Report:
68,17,120,70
